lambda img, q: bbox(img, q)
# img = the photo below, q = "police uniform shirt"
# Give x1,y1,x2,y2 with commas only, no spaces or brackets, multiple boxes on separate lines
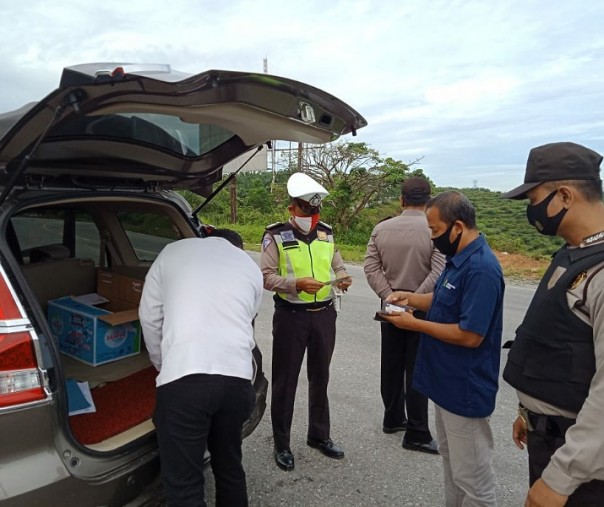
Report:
516,243,604,495
364,209,445,299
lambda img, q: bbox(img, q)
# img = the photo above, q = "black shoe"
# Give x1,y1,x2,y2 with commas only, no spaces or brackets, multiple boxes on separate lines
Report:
274,449,295,471
382,420,408,434
306,438,345,459
402,439,439,455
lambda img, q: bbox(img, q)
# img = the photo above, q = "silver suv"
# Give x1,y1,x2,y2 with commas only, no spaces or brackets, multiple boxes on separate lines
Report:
0,63,366,506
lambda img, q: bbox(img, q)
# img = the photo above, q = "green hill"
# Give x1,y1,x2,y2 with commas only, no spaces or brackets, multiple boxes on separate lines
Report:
182,179,563,264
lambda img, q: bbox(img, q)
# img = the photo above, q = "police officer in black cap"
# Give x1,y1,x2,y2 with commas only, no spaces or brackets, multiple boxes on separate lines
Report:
502,141,604,506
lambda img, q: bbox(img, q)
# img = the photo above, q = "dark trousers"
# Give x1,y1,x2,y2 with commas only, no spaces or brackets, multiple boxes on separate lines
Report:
154,374,255,507
380,322,432,443
271,304,337,450
527,415,604,506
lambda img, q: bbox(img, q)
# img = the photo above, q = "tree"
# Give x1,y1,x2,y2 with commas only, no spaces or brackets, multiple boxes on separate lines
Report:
295,141,426,230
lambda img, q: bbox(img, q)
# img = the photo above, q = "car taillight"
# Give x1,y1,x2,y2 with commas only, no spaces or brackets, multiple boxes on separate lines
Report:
0,332,45,407
0,267,46,407
0,273,23,320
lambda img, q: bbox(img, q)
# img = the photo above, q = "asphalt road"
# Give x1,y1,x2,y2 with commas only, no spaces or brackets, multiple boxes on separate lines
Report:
205,254,537,506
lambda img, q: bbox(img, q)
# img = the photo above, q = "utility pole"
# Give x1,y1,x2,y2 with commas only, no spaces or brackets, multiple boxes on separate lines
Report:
229,176,237,223
264,56,278,193
297,142,304,171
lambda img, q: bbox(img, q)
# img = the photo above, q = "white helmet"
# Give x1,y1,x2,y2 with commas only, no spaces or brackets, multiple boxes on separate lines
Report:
287,172,329,207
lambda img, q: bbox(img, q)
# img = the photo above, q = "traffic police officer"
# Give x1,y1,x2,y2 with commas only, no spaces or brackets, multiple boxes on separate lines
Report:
260,172,352,472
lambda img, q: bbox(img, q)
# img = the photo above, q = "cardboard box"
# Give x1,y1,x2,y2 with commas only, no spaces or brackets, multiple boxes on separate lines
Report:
48,296,141,366
97,270,144,309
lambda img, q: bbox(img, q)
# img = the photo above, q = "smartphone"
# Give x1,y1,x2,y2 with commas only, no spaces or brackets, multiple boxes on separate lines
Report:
382,302,411,314
373,302,413,322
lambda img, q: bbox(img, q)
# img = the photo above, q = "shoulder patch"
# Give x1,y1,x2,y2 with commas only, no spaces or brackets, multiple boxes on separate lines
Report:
262,236,273,251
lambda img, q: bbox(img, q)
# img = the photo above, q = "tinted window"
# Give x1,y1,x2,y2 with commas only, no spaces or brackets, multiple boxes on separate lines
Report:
74,213,101,261
117,211,181,262
11,209,100,264
50,113,234,157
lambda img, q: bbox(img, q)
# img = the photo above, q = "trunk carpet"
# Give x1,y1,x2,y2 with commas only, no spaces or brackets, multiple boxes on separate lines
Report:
69,366,157,445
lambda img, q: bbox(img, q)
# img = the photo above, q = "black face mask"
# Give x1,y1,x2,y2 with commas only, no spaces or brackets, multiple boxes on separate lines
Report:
432,222,462,257
526,189,568,236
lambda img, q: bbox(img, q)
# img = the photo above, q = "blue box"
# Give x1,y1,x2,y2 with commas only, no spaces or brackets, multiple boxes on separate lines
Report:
48,297,141,366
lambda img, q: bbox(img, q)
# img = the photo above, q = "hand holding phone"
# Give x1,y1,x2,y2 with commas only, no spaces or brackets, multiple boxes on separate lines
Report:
373,302,414,321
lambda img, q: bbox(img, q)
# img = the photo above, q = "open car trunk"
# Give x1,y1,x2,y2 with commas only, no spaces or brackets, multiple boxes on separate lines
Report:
21,252,157,451
7,194,192,451
8,191,266,453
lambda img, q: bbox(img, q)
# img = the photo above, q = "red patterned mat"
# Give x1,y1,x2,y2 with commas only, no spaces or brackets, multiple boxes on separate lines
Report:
69,366,157,445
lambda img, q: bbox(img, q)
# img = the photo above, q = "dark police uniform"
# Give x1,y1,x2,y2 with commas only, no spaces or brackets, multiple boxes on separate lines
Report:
504,239,604,506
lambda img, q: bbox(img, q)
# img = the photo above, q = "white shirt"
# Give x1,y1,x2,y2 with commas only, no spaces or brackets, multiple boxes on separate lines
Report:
139,237,263,387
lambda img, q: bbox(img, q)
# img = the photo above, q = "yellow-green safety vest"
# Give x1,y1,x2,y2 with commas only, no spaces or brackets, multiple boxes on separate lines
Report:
273,227,335,303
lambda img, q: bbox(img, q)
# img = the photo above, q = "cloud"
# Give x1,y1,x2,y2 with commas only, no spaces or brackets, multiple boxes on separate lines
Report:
1,0,604,191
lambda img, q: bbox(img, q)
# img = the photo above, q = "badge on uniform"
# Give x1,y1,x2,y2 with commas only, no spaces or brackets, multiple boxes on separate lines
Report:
281,230,296,242
569,271,587,290
317,230,328,241
262,237,273,250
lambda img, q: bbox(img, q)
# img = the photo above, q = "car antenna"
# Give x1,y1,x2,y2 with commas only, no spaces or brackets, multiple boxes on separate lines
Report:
0,90,84,206
192,144,265,215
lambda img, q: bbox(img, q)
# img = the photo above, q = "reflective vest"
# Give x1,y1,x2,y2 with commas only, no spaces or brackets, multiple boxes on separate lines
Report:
267,222,335,304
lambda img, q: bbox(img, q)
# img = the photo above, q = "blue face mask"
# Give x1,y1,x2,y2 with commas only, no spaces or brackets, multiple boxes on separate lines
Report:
432,222,462,257
526,190,567,236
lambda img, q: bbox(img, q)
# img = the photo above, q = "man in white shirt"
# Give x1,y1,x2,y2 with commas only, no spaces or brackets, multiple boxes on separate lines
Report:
139,230,263,507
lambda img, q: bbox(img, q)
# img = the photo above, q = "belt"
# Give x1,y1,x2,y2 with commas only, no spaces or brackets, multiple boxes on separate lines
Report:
305,303,332,312
275,298,333,312
519,405,576,438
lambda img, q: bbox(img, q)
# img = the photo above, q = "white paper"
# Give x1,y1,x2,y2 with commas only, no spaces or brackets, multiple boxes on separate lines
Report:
322,276,352,285
71,293,109,306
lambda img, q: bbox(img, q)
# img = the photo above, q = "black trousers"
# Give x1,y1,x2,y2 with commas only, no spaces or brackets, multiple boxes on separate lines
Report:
154,374,255,507
271,304,337,450
527,414,604,506
380,322,432,443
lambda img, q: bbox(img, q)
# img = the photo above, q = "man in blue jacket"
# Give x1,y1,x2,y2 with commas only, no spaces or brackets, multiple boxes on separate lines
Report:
383,191,504,507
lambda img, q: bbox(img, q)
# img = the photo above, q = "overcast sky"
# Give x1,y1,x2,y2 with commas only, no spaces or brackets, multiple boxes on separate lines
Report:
2,0,604,191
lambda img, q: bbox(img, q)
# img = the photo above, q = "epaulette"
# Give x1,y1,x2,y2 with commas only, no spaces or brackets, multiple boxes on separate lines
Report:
378,215,394,224
317,220,332,231
265,222,284,231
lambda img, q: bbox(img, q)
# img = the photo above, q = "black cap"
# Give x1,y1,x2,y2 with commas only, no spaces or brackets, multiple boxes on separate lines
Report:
502,142,603,199
402,176,431,198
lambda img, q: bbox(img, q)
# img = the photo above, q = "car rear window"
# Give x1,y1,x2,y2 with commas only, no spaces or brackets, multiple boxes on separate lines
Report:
117,211,181,262
11,209,100,264
49,113,234,157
